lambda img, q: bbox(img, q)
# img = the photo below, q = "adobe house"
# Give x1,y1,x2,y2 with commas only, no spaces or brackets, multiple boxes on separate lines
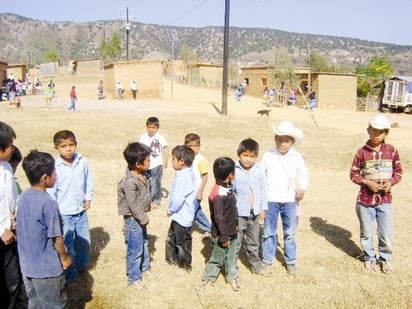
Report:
104,60,163,99
196,63,223,87
7,63,27,81
73,59,102,76
0,60,8,85
240,66,357,110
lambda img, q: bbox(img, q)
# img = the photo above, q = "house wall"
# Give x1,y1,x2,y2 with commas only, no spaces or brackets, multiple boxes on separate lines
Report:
316,74,357,110
76,59,102,76
7,64,27,81
0,61,8,85
104,60,163,99
240,67,275,97
198,66,223,87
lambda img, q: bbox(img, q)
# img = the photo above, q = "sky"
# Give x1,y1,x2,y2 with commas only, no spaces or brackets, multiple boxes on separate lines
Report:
2,0,411,46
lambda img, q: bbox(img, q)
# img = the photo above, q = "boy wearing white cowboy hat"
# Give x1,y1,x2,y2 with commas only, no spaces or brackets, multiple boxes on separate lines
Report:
260,121,308,275
350,114,402,273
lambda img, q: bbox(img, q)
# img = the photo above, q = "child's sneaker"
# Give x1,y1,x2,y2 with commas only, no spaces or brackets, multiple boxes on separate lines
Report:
286,264,297,275
129,279,146,290
379,261,393,274
364,260,376,271
230,277,241,292
198,280,214,290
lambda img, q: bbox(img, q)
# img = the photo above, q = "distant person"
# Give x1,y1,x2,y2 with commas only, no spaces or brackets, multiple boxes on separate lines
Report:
116,81,124,100
288,88,297,106
184,133,211,234
233,138,270,276
130,80,138,100
263,86,269,105
308,90,317,110
98,79,105,100
165,145,196,272
68,85,77,111
268,87,276,106
138,117,169,208
261,121,308,275
47,130,93,284
200,157,240,292
17,150,71,308
350,114,402,273
118,142,152,290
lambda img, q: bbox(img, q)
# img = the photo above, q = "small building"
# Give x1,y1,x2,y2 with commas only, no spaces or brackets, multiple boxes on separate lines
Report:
0,60,8,85
196,63,223,87
240,65,357,110
7,63,27,81
104,60,163,99
73,59,102,76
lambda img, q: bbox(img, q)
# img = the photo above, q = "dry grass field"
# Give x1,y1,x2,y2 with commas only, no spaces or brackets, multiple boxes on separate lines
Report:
2,75,412,308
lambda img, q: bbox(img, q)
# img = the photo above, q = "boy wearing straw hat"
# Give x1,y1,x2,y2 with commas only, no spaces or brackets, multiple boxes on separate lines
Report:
261,121,308,275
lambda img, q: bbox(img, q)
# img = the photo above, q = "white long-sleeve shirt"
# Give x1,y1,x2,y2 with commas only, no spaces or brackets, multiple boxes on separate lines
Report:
0,161,17,236
261,148,308,203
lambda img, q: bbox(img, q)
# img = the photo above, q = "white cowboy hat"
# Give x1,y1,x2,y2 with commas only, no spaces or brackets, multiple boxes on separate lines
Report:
369,114,391,130
273,121,304,145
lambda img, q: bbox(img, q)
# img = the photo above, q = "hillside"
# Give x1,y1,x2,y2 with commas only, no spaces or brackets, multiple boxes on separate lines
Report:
1,13,412,74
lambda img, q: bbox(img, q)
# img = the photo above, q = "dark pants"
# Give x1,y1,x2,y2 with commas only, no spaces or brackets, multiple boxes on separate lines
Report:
165,220,192,271
0,241,27,309
23,274,67,309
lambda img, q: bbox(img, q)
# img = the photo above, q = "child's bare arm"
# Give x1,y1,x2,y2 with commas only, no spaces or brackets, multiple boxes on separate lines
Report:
197,173,208,200
53,236,72,270
163,146,169,169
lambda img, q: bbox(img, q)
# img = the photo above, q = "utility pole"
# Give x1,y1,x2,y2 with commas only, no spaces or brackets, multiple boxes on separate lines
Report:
121,7,134,61
307,43,311,91
221,0,230,115
171,41,174,100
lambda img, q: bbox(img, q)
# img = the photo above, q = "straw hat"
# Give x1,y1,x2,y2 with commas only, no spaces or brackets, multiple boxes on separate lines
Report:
273,121,303,145
369,114,391,130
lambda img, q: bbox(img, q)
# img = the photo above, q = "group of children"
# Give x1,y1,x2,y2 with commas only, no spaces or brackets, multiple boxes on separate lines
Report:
119,116,308,292
0,122,93,308
0,111,403,305
118,114,403,294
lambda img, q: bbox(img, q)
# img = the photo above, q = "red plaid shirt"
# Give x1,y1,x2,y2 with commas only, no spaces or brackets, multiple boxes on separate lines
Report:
350,141,402,206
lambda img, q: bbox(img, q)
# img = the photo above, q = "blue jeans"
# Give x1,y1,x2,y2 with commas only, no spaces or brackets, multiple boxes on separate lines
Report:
356,203,393,262
148,165,163,205
69,98,76,111
194,199,211,233
202,236,238,283
124,217,150,285
23,273,67,309
61,211,91,282
262,202,297,265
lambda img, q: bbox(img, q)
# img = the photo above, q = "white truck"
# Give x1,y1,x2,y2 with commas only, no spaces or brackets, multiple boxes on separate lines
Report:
381,76,412,113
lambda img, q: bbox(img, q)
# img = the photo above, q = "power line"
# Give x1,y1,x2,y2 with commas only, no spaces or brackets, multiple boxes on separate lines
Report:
168,0,211,25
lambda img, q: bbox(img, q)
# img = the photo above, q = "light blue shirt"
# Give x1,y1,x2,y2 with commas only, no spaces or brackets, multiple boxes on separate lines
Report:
168,167,196,228
233,161,268,217
47,153,93,215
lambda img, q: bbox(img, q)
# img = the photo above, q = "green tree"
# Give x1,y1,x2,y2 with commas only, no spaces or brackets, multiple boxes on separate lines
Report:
99,32,122,63
179,43,197,83
271,47,298,88
44,48,60,63
309,50,330,72
356,55,393,97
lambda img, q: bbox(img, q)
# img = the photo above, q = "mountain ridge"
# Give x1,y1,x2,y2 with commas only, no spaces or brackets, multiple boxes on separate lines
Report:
1,13,411,75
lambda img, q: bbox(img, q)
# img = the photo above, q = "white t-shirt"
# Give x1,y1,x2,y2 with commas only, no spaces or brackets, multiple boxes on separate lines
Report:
139,132,168,169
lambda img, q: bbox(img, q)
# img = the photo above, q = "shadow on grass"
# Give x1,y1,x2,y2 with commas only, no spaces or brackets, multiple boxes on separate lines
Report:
310,217,362,260
68,226,110,308
209,102,224,115
148,234,159,263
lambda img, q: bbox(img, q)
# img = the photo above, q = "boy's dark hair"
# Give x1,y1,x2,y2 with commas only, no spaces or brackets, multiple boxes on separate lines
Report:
0,121,16,151
123,142,151,170
9,145,22,164
22,150,55,185
172,145,195,167
237,138,259,156
53,130,77,146
146,116,160,127
213,157,235,182
184,133,201,145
